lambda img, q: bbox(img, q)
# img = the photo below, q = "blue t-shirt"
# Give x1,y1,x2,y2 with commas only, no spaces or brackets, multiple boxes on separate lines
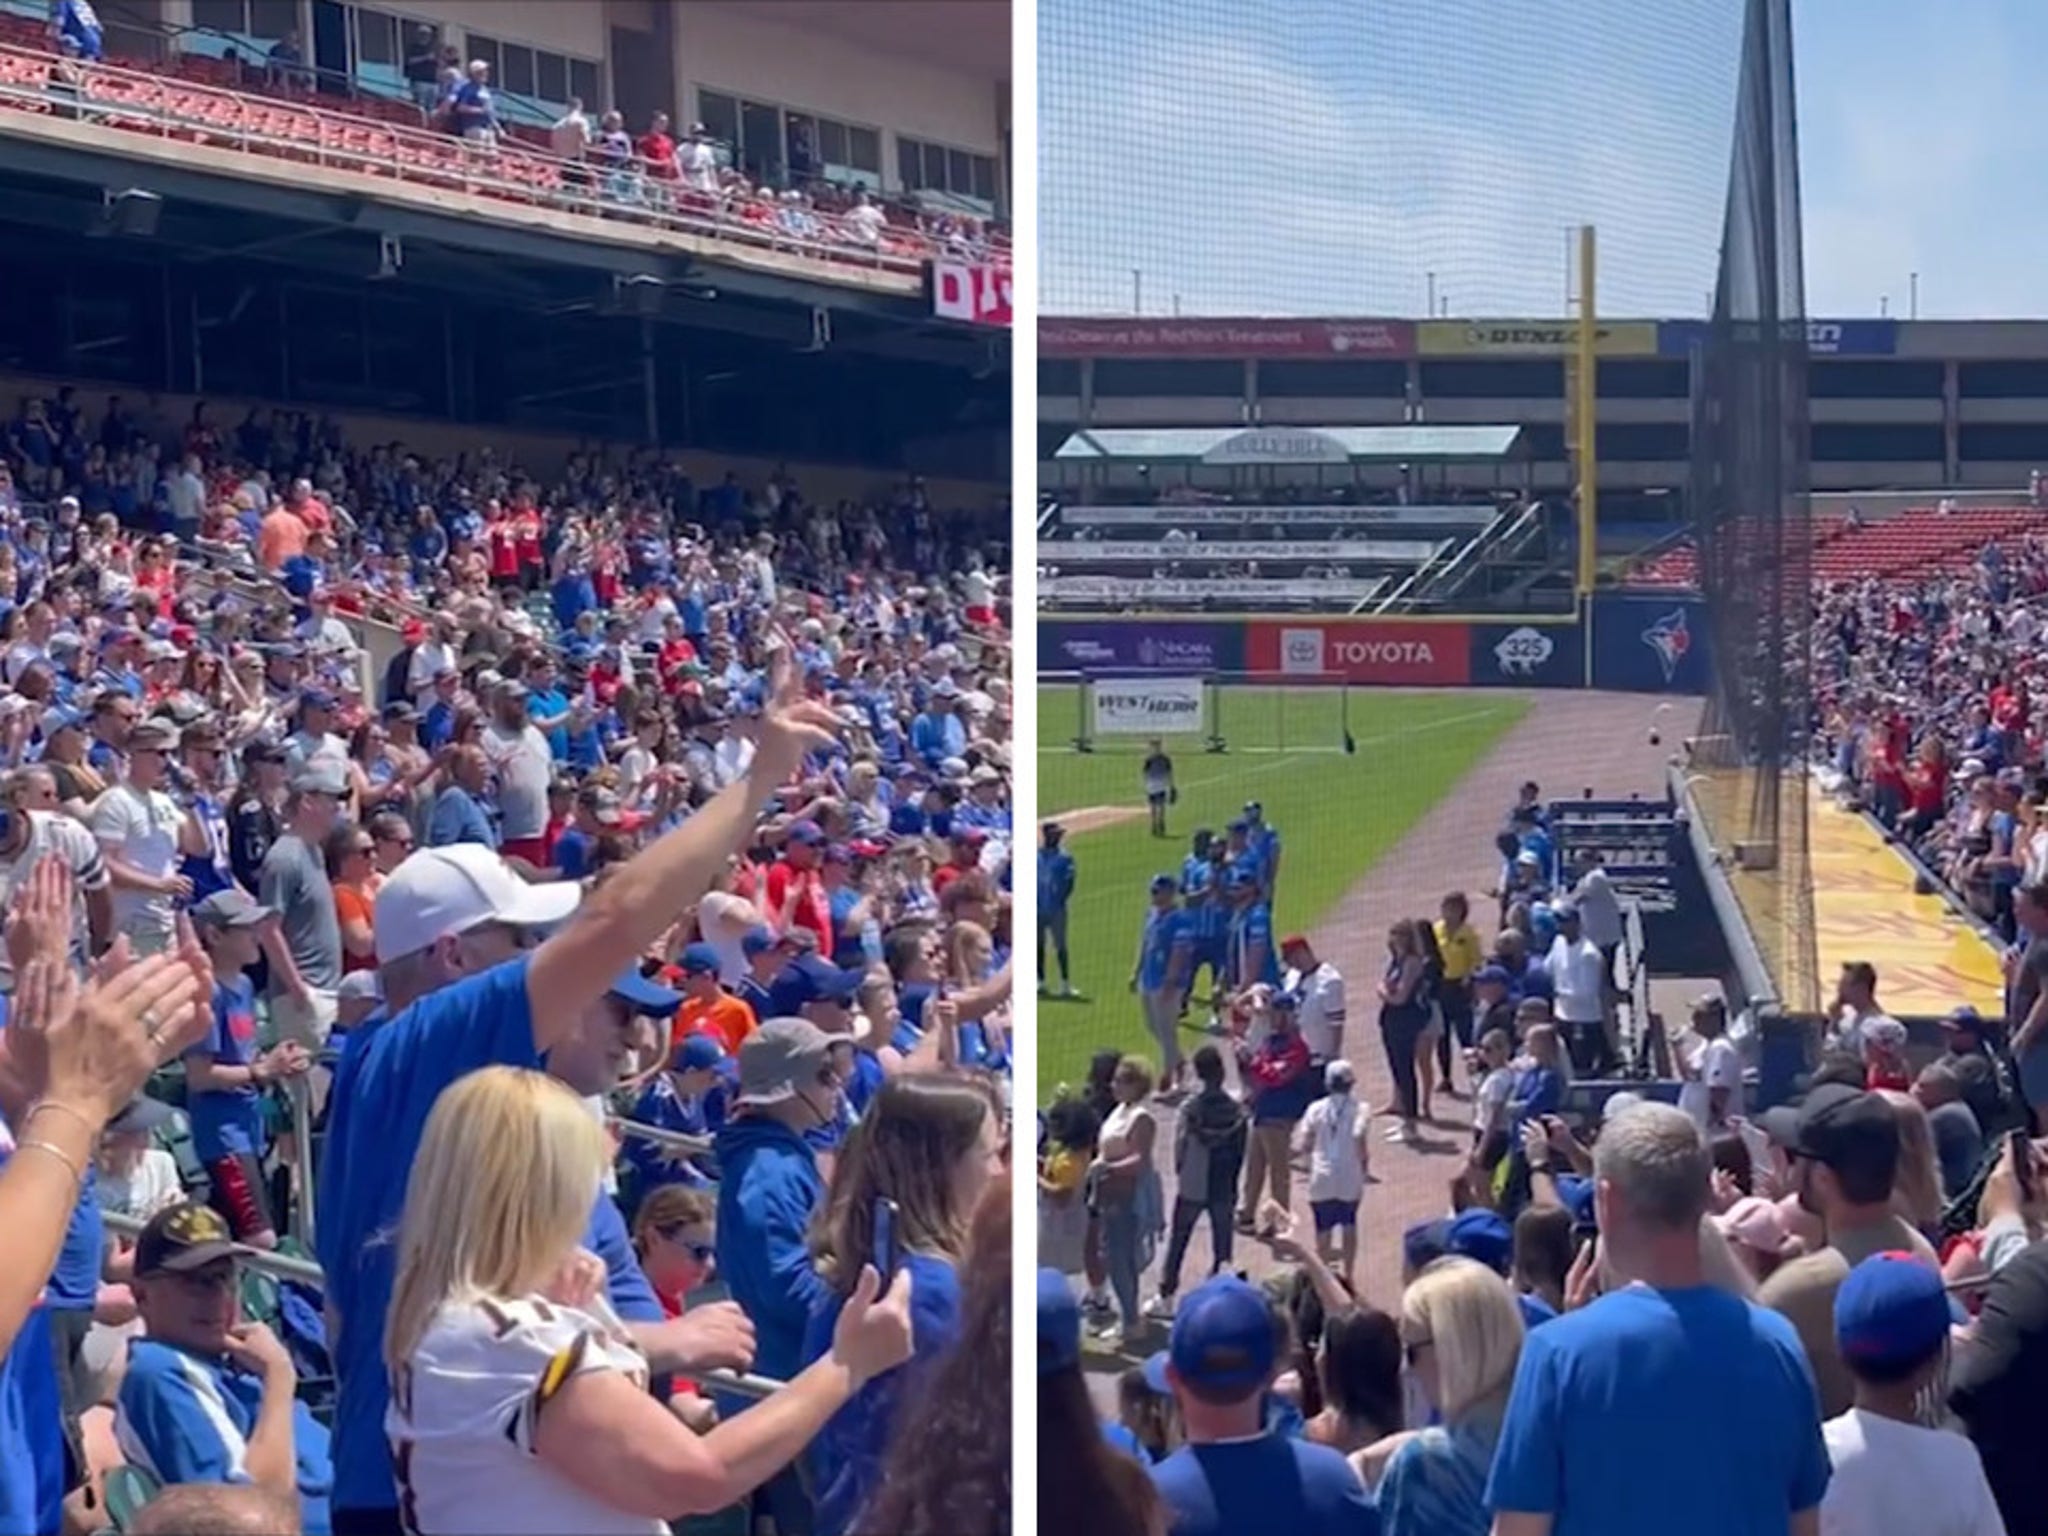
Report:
1150,1434,1380,1536
116,1338,333,1533
316,959,660,1511
0,1303,64,1536
186,974,266,1162
1138,907,1192,992
1485,1285,1829,1535
553,825,596,880
1182,857,1225,944
46,1164,101,1310
1230,901,1280,989
1377,1415,1500,1536
800,1254,962,1536
1039,848,1076,916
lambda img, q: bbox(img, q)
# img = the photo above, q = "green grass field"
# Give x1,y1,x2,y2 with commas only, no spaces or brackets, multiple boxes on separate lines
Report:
1034,685,1527,1095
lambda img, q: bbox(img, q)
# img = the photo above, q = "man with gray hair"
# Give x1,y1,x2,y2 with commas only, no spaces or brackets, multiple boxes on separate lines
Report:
1485,1101,1832,1535
131,1483,303,1536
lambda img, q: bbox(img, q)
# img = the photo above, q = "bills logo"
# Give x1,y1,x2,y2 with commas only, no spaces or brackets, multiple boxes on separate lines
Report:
1641,609,1692,683
1493,626,1554,676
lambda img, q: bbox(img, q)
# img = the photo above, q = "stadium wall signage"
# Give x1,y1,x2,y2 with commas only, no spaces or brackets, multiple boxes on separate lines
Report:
929,258,1013,327
1468,621,1586,689
1041,620,1247,674
1245,621,1472,685
1091,676,1207,735
1588,594,1712,694
1038,318,1414,358
1417,320,1659,357
1656,318,1896,358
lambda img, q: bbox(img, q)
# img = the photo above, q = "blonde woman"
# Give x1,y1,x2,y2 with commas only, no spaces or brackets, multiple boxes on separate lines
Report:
1878,1088,1944,1240
383,1066,915,1535
1361,1257,1525,1535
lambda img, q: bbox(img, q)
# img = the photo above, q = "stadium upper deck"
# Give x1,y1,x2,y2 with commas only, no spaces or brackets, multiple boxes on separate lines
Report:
1040,316,2048,503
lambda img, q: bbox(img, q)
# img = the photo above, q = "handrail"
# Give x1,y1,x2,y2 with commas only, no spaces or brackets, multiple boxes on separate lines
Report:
0,43,1009,282
612,1117,714,1157
100,1209,784,1400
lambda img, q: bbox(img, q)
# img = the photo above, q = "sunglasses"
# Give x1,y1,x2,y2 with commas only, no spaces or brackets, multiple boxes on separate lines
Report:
1403,1335,1432,1367
656,1227,715,1263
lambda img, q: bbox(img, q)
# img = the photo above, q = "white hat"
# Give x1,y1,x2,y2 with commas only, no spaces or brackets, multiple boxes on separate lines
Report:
372,844,582,964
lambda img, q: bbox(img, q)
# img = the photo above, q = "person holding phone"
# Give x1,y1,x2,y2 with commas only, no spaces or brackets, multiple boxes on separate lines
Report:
798,1075,1004,1536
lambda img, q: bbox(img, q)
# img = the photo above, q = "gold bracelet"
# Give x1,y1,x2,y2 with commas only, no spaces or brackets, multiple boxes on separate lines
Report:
25,1100,98,1139
15,1139,85,1189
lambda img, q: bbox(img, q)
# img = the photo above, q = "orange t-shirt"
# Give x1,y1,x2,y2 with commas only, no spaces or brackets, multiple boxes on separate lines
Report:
257,508,308,571
671,992,758,1058
333,882,377,974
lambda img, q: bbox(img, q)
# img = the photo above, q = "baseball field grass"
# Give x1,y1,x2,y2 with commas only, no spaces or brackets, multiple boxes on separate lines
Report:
1034,685,1528,1094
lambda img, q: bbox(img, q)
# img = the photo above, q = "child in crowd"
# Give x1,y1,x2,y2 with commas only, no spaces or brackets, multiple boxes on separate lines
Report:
626,1031,732,1194
1038,1095,1100,1279
1471,1027,1517,1166
1293,1060,1370,1291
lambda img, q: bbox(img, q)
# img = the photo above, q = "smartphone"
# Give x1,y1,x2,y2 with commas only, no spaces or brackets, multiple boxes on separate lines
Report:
2011,1129,2034,1203
872,1197,900,1295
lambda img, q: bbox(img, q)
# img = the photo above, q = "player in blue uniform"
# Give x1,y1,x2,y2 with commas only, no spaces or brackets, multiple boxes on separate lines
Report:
1134,873,1195,1090
1180,828,1229,1028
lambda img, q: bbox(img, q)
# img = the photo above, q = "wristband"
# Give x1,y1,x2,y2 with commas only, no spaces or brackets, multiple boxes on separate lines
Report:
26,1099,98,1139
16,1139,85,1189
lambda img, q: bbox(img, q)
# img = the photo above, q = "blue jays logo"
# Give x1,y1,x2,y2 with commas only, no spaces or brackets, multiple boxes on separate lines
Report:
1641,609,1691,683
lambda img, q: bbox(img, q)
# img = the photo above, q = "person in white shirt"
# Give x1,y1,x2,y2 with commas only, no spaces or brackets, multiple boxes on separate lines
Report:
480,686,554,866
1820,1251,2007,1536
1675,995,1743,1133
1470,1027,1516,1162
1280,935,1346,1064
0,766,114,975
92,720,202,956
1292,1061,1370,1290
549,97,591,165
1545,902,1612,1075
679,123,719,194
384,1064,916,1535
844,189,887,245
1831,960,1901,1060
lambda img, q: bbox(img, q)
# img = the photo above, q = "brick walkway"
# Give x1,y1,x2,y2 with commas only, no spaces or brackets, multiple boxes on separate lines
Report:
1076,689,1703,1385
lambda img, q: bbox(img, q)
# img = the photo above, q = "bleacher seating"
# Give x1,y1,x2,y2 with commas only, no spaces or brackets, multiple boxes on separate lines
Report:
1626,506,2048,589
0,40,1006,278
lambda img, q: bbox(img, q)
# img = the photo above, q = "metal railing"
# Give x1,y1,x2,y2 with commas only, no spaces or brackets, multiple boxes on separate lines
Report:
0,42,1009,286
101,1208,782,1400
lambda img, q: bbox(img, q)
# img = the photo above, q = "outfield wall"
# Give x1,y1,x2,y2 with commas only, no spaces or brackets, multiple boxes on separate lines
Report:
1040,594,1711,693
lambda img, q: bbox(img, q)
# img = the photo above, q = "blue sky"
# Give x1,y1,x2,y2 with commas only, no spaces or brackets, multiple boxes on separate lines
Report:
1040,0,2047,319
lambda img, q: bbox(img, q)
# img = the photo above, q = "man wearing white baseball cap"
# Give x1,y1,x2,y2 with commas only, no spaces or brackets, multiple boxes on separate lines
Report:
318,641,844,1534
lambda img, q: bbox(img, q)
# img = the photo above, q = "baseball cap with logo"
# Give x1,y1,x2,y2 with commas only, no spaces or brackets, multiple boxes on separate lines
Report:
134,1202,241,1276
678,942,721,976
190,890,273,930
769,954,863,1015
372,844,582,964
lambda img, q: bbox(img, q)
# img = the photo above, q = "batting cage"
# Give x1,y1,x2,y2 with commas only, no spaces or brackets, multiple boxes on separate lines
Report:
1685,0,1820,1015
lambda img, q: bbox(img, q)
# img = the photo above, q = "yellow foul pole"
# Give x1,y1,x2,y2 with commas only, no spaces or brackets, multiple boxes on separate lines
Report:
1575,224,1599,598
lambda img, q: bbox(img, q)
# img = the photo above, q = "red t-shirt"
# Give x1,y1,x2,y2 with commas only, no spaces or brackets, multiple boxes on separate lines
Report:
765,861,831,948
639,132,678,179
514,511,545,569
487,518,519,579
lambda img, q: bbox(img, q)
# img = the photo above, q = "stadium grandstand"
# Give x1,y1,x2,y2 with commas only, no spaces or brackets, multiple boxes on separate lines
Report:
0,4,1014,1536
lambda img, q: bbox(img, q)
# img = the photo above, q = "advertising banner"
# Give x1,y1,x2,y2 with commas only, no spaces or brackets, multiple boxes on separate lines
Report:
1469,621,1586,689
1588,595,1711,694
929,258,1013,328
1657,318,1897,358
1041,620,1245,675
1062,505,1497,529
1091,676,1206,736
1417,320,1659,357
1245,621,1471,686
1039,317,1414,359
1072,540,1439,563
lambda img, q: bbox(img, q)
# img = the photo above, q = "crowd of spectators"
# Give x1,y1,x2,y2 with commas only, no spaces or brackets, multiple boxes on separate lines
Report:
0,372,1015,1536
1036,764,2048,1536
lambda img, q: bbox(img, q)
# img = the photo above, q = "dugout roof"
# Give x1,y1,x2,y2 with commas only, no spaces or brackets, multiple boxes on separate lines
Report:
1051,425,1523,465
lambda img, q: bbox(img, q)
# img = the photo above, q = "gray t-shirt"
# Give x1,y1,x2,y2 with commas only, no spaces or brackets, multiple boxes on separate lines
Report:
2012,938,2048,1064
258,832,342,992
482,724,551,841
1928,1099,1984,1199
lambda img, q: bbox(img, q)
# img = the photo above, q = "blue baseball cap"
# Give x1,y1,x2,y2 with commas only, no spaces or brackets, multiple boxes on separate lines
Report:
1835,1252,1951,1376
608,966,683,1016
741,925,786,957
769,953,863,1015
1473,964,1512,988
1226,818,1250,834
785,819,826,847
1556,1173,1597,1231
1445,1209,1514,1275
1149,873,1176,893
677,942,721,976
673,1032,728,1072
1403,1219,1452,1275
1038,1269,1081,1377
1160,1275,1275,1397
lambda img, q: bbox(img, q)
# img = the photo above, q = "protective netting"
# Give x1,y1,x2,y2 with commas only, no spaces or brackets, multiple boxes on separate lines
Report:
1038,0,1746,317
1687,0,1819,1013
